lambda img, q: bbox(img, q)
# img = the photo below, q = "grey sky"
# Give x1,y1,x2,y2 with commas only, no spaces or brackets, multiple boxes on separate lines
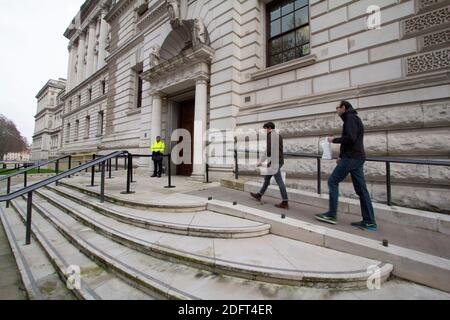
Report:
0,0,85,144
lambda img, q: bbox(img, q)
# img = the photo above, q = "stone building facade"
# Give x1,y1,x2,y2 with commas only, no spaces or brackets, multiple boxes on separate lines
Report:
39,0,449,212
31,79,66,162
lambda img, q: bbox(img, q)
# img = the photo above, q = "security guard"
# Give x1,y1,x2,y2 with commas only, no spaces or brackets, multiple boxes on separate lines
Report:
150,136,165,178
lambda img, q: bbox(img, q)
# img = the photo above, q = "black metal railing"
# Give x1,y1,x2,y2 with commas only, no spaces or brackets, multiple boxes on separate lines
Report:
0,162,34,176
233,147,450,206
0,151,128,245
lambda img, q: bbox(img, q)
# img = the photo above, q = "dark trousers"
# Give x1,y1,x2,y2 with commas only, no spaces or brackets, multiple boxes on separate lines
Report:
153,158,163,176
328,158,376,224
259,166,289,202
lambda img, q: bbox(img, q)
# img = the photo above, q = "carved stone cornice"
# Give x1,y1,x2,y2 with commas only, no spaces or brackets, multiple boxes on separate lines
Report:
143,44,215,81
136,0,167,32
104,0,134,22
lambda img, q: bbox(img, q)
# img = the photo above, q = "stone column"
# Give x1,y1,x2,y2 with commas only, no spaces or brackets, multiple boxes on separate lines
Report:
98,9,109,69
86,22,97,78
76,33,86,85
191,78,208,180
66,43,75,91
149,93,163,172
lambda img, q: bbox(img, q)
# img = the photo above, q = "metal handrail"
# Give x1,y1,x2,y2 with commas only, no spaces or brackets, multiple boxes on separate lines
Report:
0,154,72,182
232,148,450,206
1,151,128,245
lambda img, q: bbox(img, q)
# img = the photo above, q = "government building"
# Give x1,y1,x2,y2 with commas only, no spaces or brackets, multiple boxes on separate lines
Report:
32,0,450,212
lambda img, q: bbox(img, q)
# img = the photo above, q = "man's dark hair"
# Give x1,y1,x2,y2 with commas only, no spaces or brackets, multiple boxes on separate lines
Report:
263,122,275,129
340,100,353,110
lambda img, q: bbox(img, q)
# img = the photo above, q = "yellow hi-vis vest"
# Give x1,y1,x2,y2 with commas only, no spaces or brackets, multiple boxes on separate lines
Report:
150,140,165,154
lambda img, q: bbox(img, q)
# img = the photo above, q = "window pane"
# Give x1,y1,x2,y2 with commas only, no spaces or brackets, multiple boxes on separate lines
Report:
281,0,294,15
270,19,281,37
295,0,308,9
283,48,296,62
297,43,310,57
270,37,283,54
271,54,283,66
296,25,310,45
270,6,281,21
281,12,295,33
295,7,309,27
302,43,310,56
283,31,295,50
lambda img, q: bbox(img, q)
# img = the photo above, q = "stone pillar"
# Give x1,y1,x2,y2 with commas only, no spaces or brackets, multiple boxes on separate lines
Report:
86,22,97,78
149,93,162,172
191,78,208,180
76,33,86,85
66,43,75,91
98,9,109,69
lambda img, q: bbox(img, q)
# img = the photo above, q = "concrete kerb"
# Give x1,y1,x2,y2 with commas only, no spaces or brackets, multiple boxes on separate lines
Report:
222,179,450,236
207,199,450,293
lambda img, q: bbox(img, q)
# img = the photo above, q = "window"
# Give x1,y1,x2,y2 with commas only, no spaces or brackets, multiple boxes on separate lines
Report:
267,0,310,67
98,111,104,136
88,88,92,101
101,80,106,95
78,94,82,108
75,120,80,140
66,123,71,142
68,100,72,112
85,116,90,138
136,70,143,108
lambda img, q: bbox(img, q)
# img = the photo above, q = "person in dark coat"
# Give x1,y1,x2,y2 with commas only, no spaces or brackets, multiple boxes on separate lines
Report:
250,122,289,209
315,101,377,231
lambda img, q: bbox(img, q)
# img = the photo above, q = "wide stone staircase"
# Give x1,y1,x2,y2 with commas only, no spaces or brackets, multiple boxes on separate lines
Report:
0,180,399,299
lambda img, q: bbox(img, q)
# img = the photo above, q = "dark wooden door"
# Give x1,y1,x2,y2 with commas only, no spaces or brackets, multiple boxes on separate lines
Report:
176,100,195,176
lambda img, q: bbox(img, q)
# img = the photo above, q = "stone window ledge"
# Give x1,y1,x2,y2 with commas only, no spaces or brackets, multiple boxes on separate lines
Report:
126,109,141,116
250,54,317,81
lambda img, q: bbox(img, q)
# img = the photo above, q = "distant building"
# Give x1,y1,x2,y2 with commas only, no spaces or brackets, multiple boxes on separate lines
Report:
3,151,31,162
31,78,66,161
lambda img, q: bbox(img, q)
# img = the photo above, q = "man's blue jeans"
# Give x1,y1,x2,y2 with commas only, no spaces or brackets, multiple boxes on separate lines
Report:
259,167,289,202
328,158,376,224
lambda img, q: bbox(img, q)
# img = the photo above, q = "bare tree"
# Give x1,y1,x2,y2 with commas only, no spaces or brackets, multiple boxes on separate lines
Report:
0,114,29,160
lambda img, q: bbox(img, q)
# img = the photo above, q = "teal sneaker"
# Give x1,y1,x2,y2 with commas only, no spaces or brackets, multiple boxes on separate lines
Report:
351,221,377,232
315,213,337,225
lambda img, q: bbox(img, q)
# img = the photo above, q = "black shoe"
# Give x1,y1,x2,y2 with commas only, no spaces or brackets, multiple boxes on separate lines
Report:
157,175,162,178
351,221,377,232
151,174,157,178
275,201,289,209
250,192,262,201
315,213,337,225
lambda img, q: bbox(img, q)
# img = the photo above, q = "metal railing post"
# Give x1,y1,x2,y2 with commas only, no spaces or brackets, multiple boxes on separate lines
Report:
121,153,135,194
90,154,96,187
130,155,135,183
55,160,59,186
317,157,322,195
234,137,239,180
25,192,33,245
108,158,112,179
24,171,27,188
115,156,118,171
386,162,392,206
100,161,106,203
68,155,72,178
165,154,176,189
6,177,11,208
205,163,210,183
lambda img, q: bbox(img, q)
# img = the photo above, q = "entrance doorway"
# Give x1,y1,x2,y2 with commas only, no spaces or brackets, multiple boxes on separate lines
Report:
176,100,194,176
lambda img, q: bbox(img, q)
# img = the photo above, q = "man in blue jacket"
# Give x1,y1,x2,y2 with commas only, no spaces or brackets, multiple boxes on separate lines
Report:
315,101,377,231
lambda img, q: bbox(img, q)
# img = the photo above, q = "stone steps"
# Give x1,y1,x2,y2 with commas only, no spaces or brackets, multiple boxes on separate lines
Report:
59,181,207,213
30,188,392,289
6,196,368,300
7,199,155,300
44,185,270,239
0,205,74,300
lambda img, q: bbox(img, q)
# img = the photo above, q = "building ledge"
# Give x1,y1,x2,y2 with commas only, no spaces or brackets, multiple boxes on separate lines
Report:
250,54,317,81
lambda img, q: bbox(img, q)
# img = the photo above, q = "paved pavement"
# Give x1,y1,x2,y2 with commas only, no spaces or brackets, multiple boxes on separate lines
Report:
185,186,450,259
0,220,27,300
